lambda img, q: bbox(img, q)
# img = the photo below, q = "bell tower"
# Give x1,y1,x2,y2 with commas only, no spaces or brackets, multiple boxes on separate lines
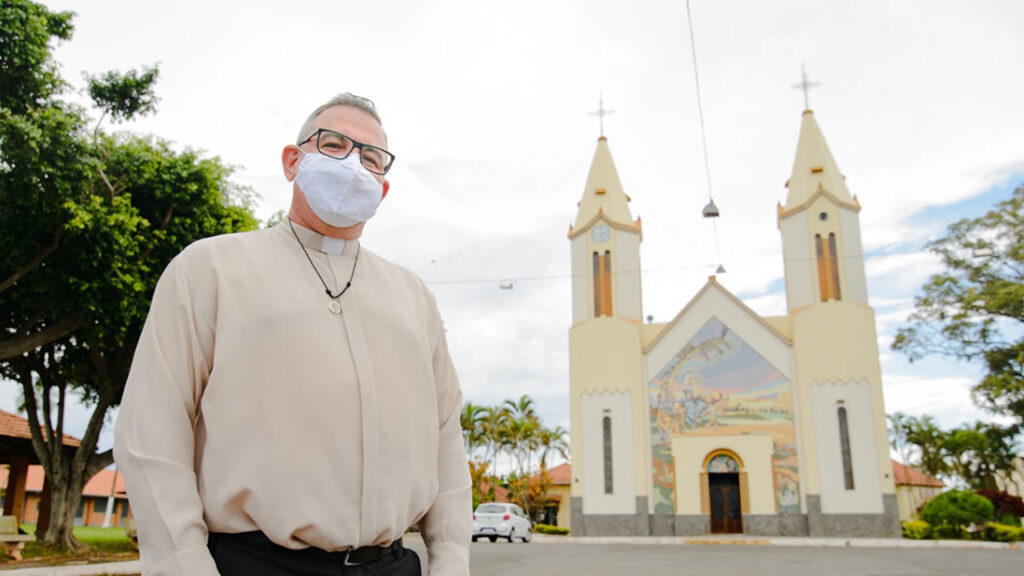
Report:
778,109,900,536
569,135,643,324
567,135,649,535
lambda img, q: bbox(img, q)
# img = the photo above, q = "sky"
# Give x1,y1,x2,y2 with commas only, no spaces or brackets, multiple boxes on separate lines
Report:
4,0,1024,462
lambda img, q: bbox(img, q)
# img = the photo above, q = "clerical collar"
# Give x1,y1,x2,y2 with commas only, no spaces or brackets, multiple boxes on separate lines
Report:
280,219,358,256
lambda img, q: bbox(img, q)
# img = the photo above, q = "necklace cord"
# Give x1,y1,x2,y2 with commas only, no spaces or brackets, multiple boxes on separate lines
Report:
288,219,360,300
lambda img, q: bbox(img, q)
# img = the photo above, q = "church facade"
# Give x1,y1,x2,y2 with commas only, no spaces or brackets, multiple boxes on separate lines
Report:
567,109,900,537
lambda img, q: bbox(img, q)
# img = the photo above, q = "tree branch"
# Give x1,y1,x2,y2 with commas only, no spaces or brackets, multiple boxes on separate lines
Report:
0,313,85,360
0,228,63,295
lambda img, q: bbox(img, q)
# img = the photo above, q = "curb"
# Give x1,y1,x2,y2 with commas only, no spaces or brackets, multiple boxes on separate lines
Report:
0,560,140,575
530,533,1021,550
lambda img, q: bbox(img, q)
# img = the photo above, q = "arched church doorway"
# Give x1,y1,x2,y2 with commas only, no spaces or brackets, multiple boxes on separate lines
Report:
705,451,743,534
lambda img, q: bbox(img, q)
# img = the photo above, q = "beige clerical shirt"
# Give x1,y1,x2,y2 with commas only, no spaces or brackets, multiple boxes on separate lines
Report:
114,221,472,576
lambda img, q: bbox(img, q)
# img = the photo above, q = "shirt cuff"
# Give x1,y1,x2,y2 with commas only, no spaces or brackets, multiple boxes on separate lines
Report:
146,545,220,576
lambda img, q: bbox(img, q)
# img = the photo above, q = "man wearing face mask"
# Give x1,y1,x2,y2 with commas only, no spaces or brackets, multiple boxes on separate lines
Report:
114,93,472,576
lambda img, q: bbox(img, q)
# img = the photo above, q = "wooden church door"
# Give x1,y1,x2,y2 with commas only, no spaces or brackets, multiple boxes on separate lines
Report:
709,473,743,534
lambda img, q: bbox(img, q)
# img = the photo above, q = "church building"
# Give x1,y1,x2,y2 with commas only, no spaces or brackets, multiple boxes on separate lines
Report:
567,108,900,537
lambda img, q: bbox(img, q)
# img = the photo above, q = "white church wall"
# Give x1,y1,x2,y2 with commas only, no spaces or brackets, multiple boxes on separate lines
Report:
581,391,637,514
613,231,642,321
779,214,814,311
811,380,883,514
571,236,589,324
839,208,868,304
671,435,777,515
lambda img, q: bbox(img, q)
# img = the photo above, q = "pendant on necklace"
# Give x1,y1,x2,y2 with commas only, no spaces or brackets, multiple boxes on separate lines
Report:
327,300,342,315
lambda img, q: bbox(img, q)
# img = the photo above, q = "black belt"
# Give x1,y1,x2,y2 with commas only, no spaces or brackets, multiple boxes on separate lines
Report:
210,531,404,567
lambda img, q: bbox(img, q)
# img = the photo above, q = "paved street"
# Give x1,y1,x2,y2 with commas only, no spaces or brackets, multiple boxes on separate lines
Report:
405,537,1023,576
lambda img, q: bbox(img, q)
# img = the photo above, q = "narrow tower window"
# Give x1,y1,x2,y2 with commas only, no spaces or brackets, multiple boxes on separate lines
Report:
816,233,841,301
815,234,829,301
592,251,613,317
602,250,613,316
838,407,855,490
603,415,613,494
828,233,842,301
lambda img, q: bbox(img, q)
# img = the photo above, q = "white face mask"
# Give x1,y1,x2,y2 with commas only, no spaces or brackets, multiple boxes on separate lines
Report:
294,152,384,228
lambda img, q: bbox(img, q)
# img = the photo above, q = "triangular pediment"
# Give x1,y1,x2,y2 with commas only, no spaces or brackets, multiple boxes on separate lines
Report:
643,278,793,380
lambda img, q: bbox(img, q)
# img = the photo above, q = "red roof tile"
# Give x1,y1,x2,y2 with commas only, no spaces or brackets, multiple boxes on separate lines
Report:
0,465,127,498
892,460,944,488
0,409,81,447
478,481,511,503
548,463,571,485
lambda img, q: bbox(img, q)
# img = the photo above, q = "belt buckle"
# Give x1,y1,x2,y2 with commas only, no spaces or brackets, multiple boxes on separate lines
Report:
342,549,364,567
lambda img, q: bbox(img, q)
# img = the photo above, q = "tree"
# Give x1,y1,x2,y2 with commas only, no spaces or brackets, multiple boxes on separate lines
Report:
460,401,486,459
921,489,994,538
903,414,950,480
888,412,915,465
893,185,1024,426
0,0,257,550
942,422,1018,491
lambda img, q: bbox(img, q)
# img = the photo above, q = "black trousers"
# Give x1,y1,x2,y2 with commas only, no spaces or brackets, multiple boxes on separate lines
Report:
208,532,422,576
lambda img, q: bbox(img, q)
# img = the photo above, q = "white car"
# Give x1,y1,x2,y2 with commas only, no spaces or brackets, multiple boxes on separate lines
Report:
472,502,533,543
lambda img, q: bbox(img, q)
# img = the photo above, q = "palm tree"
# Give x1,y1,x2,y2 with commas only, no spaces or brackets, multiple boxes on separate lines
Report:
538,425,570,471
503,394,536,422
480,405,511,500
460,402,486,459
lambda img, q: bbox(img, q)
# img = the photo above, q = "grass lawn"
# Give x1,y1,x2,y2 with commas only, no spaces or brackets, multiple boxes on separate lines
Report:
2,524,139,566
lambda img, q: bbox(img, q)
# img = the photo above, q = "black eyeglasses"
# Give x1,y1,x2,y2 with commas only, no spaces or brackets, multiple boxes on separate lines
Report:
299,128,396,175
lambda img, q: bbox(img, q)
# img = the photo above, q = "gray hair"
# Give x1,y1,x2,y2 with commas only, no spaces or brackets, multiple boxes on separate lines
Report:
296,93,386,145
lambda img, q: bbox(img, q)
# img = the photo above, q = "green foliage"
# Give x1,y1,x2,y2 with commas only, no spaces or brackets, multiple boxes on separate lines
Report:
534,523,569,535
86,66,160,123
887,413,950,479
941,423,1018,491
921,490,994,536
0,0,73,111
461,395,569,521
15,524,137,560
982,522,1024,542
893,185,1024,426
0,0,257,550
901,520,931,540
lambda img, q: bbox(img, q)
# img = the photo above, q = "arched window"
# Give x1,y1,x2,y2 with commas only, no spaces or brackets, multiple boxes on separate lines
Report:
593,252,601,317
603,415,613,494
838,407,855,490
707,453,741,473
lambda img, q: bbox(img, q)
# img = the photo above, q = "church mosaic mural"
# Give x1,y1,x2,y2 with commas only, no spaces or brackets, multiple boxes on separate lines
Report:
648,317,801,514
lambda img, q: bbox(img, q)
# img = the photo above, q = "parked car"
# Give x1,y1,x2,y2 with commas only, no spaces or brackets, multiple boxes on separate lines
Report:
472,502,532,543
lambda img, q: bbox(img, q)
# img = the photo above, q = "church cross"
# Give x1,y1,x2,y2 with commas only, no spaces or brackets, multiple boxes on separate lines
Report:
588,94,615,137
791,64,820,111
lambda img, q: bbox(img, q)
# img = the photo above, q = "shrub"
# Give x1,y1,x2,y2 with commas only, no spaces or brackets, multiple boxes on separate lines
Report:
976,489,1024,523
901,520,931,540
982,522,1024,542
921,490,994,538
999,514,1022,527
534,523,569,535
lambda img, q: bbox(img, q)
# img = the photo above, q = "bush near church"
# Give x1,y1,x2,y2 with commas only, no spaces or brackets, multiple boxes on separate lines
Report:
976,489,1024,526
533,524,569,535
921,490,993,539
901,520,931,540
982,522,1024,542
